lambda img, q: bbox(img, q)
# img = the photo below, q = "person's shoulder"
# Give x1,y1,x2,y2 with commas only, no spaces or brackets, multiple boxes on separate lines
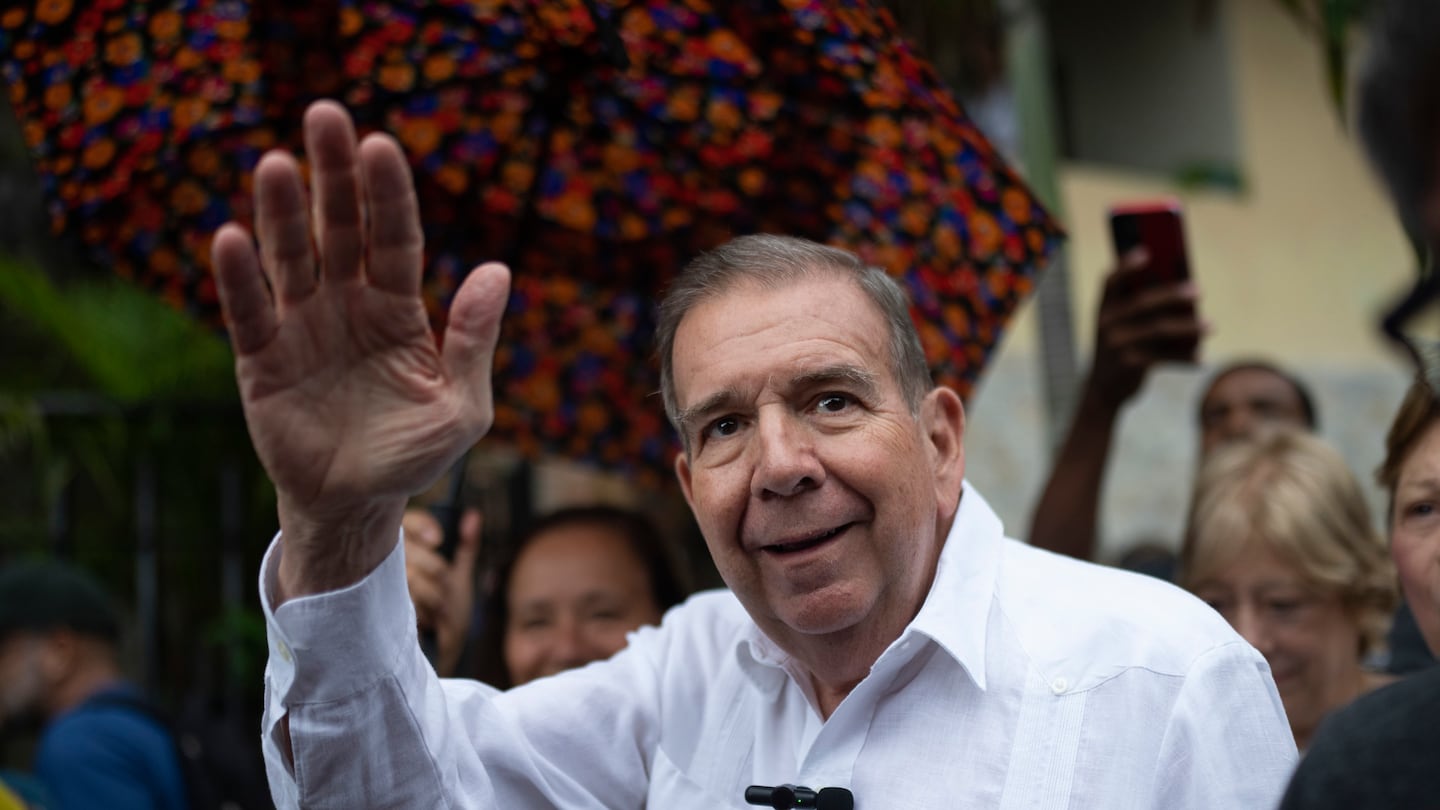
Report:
1282,667,1440,808
997,540,1246,679
1313,665,1440,749
44,688,173,752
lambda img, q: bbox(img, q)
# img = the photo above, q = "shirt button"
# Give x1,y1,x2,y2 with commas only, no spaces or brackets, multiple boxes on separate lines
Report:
1051,677,1068,695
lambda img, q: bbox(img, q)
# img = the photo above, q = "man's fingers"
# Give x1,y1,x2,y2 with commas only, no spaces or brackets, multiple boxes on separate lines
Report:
402,509,443,549
1106,318,1208,365
359,133,424,296
1100,248,1150,299
406,542,449,580
253,152,317,307
304,101,365,286
443,263,513,427
407,564,444,615
213,223,278,356
451,509,484,583
1099,280,1199,331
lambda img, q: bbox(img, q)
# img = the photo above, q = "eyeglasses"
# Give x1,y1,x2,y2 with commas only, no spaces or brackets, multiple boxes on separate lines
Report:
1382,243,1440,396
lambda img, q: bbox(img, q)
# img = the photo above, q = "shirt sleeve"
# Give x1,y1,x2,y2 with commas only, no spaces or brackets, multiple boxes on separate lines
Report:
1151,641,1298,809
258,533,662,809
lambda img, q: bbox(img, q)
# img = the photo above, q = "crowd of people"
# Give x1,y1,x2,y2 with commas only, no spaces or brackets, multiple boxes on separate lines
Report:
5,0,1440,806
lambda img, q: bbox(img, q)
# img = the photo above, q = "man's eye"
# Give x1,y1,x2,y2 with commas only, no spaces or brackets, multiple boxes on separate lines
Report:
706,417,741,439
816,394,852,413
1253,401,1283,417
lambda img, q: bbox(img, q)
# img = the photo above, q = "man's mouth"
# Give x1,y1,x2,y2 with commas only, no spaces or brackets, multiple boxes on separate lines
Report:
762,523,852,555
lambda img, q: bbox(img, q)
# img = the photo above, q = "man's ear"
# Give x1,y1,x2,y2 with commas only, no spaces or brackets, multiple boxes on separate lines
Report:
921,387,966,509
675,450,696,512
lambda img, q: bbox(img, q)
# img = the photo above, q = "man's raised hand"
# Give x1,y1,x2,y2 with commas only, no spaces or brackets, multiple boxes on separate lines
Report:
212,100,510,602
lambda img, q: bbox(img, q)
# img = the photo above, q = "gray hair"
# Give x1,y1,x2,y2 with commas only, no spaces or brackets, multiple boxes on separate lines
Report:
1356,0,1440,238
655,234,932,440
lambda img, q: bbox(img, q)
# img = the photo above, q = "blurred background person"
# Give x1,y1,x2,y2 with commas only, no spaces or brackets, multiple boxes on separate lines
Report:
1386,383,1440,658
1196,361,1317,457
404,506,485,679
1283,369,1440,804
0,561,187,810
405,504,691,687
1180,428,1397,750
1283,374,1440,801
1026,245,1317,564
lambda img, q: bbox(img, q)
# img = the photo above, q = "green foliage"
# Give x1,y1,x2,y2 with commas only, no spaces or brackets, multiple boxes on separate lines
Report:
0,257,235,402
1173,160,1247,193
0,254,272,704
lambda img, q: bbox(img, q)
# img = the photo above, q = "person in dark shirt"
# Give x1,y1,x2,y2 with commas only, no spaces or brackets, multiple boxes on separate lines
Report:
1281,378,1440,806
0,562,187,810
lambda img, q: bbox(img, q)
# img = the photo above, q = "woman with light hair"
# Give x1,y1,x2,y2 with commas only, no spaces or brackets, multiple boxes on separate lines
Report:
1181,428,1397,751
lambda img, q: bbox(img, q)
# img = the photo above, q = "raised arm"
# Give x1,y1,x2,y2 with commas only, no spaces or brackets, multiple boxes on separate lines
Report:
1028,250,1204,560
212,101,510,604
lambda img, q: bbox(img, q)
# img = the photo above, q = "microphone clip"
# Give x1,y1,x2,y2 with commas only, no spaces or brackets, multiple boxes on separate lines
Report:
744,783,854,810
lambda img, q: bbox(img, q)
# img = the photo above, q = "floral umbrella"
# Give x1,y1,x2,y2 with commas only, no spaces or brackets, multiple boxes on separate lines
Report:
1,0,1062,482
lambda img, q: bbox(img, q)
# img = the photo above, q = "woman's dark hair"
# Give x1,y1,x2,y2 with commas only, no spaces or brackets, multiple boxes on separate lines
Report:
473,505,689,688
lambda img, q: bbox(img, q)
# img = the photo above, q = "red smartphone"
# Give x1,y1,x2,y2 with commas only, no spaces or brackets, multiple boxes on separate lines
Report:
1109,200,1190,285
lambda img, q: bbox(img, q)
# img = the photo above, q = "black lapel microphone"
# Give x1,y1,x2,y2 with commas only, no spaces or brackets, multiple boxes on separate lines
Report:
744,783,855,810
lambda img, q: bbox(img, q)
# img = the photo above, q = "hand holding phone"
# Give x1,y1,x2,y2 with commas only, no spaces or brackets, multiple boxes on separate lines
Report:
1109,200,1190,286
1085,200,1206,409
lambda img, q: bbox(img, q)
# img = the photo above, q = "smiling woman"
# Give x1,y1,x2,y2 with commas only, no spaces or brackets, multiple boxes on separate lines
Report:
475,505,690,689
1378,378,1440,657
1181,428,1398,751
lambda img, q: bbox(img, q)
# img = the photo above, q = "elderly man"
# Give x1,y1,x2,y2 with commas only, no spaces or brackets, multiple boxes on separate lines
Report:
223,101,1295,808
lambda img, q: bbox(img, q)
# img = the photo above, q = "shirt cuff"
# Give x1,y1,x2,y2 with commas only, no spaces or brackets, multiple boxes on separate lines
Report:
259,530,414,705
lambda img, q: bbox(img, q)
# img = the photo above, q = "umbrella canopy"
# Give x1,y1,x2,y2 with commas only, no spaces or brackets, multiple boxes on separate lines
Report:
1,0,1061,482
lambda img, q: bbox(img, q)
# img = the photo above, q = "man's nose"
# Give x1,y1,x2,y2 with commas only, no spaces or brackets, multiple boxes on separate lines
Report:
751,410,824,498
1223,408,1258,443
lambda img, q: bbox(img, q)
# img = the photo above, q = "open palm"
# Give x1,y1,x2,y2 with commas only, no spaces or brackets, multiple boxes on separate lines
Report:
212,101,509,596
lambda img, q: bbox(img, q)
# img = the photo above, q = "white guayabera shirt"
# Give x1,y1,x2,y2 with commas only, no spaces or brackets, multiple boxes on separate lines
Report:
259,486,1297,809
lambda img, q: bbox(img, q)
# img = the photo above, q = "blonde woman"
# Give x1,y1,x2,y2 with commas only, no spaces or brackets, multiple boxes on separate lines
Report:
1181,428,1397,750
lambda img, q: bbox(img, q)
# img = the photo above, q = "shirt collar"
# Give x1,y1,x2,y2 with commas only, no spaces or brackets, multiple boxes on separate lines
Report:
736,481,1002,692
908,482,1001,691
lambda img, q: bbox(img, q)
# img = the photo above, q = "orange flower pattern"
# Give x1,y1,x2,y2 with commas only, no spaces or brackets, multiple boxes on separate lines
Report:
1,0,275,341
1,0,1060,482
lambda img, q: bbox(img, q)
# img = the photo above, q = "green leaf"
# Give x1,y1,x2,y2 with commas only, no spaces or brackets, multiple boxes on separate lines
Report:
0,258,237,402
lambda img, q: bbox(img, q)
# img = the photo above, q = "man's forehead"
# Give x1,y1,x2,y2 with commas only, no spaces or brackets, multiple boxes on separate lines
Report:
669,274,890,407
1202,367,1302,408
672,275,880,358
